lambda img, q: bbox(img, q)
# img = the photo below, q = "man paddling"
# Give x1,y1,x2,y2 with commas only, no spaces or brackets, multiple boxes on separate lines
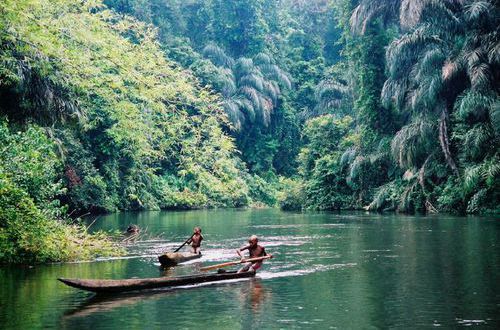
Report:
236,235,272,273
186,226,203,254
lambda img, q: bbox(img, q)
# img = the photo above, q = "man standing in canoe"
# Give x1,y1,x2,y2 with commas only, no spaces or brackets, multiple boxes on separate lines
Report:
236,235,272,273
186,226,203,254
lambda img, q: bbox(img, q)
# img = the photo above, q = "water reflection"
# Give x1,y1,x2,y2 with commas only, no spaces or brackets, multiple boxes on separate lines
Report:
61,278,267,322
62,291,171,320
236,279,271,314
159,266,175,277
0,210,498,329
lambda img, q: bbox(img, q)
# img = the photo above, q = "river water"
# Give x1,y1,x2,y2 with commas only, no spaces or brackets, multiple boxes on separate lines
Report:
0,210,499,329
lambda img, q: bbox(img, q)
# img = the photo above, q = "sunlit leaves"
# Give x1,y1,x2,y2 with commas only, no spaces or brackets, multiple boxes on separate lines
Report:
0,0,254,211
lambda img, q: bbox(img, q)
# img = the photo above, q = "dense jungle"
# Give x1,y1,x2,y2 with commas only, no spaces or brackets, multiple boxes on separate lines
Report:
0,0,498,263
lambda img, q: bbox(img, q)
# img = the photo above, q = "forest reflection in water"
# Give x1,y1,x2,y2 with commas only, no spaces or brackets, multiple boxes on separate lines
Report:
0,210,498,329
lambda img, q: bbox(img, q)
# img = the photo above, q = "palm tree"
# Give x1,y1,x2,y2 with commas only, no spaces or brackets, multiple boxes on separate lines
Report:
309,64,352,119
353,0,499,212
383,1,498,168
202,44,291,131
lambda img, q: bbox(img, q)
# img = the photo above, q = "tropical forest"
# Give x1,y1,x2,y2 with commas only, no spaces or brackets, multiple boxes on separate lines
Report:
1,0,499,328
0,0,498,261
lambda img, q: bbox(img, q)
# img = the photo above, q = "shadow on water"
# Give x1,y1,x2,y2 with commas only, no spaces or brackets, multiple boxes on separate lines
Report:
62,290,176,320
61,278,269,320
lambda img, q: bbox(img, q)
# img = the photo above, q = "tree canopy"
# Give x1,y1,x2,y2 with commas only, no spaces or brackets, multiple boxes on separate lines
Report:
0,0,498,263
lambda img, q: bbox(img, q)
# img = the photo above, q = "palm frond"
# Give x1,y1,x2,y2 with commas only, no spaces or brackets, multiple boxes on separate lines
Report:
236,98,255,123
454,90,495,122
258,64,292,89
258,96,273,126
441,59,463,82
464,1,494,23
416,48,446,81
481,156,500,185
202,43,234,68
347,155,367,183
239,73,265,92
487,38,500,64
399,0,427,29
367,182,398,211
491,99,500,135
314,78,349,110
381,77,409,109
240,86,261,111
389,24,440,67
469,62,492,89
217,69,237,97
391,117,436,169
253,53,272,66
234,58,255,77
462,124,494,159
463,163,483,193
340,147,357,168
223,99,244,131
351,0,400,34
262,80,279,103
419,0,460,31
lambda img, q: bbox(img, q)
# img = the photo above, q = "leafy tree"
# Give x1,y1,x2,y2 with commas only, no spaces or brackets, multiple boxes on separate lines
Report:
298,115,356,209
0,0,255,213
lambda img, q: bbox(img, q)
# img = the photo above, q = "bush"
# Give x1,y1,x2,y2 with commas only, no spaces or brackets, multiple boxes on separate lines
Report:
278,177,305,211
297,115,356,209
0,175,121,263
247,174,278,207
0,121,65,216
0,120,122,263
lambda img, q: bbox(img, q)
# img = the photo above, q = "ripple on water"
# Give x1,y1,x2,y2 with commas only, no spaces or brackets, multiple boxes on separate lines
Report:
252,223,348,229
456,318,488,326
257,263,357,280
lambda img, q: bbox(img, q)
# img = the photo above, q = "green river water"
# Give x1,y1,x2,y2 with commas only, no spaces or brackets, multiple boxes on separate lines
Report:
0,210,499,329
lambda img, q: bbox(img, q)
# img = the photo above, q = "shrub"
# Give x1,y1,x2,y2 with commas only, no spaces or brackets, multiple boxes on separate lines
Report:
0,175,121,263
278,177,305,211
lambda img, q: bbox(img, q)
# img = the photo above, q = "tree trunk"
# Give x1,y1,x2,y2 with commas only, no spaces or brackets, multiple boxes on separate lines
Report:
419,153,438,213
438,108,459,176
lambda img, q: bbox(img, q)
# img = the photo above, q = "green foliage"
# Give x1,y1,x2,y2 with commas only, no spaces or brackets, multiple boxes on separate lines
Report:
0,0,255,214
277,177,305,211
247,174,278,207
0,121,122,263
391,117,436,169
379,0,499,213
288,0,498,215
202,44,291,131
0,175,56,263
297,115,357,210
0,120,64,215
104,0,343,178
312,64,351,118
0,176,122,263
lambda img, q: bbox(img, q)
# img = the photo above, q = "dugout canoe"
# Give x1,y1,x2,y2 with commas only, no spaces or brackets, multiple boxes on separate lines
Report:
58,270,255,293
158,252,202,266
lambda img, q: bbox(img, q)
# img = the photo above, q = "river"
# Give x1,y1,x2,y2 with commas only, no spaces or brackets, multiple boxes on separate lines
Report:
0,210,499,329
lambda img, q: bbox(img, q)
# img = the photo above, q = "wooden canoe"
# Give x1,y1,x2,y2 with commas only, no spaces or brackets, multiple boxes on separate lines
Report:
158,252,202,266
58,270,255,293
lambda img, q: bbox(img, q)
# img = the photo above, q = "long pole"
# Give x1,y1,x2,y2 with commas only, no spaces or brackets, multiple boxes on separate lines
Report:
173,233,195,252
200,255,272,271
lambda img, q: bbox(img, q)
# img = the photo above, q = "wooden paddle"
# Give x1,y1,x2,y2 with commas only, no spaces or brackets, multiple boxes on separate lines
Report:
200,255,272,271
173,233,195,253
